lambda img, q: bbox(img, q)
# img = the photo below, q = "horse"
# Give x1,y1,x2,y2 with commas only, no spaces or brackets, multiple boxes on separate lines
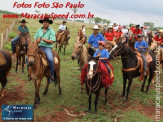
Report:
71,41,88,71
55,29,70,55
85,58,109,113
78,29,87,44
15,33,30,73
0,50,12,98
109,40,156,102
27,41,61,108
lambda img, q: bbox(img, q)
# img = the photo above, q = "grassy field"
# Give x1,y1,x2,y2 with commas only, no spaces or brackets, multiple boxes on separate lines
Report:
0,18,163,122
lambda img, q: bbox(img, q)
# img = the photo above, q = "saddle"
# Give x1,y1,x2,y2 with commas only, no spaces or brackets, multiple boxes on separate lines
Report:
0,51,6,66
135,51,153,81
38,48,58,68
57,32,64,41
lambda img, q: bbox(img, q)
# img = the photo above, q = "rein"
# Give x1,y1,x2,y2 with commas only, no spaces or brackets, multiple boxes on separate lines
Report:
86,61,101,96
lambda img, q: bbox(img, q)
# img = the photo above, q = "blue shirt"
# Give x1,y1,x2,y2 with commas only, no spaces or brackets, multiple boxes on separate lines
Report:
17,25,29,34
93,49,109,62
134,40,148,51
88,33,105,48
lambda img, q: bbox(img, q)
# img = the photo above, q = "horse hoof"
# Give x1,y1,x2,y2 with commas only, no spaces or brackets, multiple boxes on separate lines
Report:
104,101,108,105
43,92,47,95
141,89,144,92
94,111,97,114
85,109,91,113
145,90,148,93
123,99,128,103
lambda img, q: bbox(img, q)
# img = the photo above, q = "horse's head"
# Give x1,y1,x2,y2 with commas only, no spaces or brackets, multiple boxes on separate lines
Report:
27,40,39,66
109,40,127,58
20,33,29,46
78,29,83,36
87,58,98,80
65,29,70,40
71,41,83,60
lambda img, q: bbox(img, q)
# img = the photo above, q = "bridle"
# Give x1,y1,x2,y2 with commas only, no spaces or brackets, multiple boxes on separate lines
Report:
111,44,130,59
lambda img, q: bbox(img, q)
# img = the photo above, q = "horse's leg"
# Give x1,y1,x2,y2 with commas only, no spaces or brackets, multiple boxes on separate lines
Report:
34,79,41,108
94,90,100,114
64,44,66,55
125,78,133,102
56,70,61,95
105,88,108,105
43,77,50,95
0,76,7,98
145,70,154,93
55,41,58,51
15,57,19,72
141,75,147,92
22,55,25,73
122,75,127,98
88,92,92,112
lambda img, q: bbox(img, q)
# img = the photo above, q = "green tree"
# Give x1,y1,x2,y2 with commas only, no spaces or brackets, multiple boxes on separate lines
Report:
129,23,134,27
106,20,111,25
102,19,107,24
94,17,102,24
143,22,154,30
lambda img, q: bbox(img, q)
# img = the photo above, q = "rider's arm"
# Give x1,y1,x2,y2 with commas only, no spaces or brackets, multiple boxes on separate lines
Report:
42,38,54,44
17,31,21,35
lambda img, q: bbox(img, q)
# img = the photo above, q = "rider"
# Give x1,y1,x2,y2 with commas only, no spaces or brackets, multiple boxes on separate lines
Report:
93,41,113,88
56,21,67,43
34,18,56,83
81,25,87,41
133,25,141,36
134,34,148,75
88,25,105,51
115,26,123,38
104,25,116,47
11,19,29,54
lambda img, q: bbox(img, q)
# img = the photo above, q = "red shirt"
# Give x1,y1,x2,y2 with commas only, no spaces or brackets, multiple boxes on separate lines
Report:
133,29,141,35
115,31,123,38
153,35,163,44
105,32,114,41
130,27,135,33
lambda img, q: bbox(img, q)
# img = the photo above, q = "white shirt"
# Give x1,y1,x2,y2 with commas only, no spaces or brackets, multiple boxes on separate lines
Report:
122,28,128,34
82,28,85,35
113,26,118,31
59,24,66,30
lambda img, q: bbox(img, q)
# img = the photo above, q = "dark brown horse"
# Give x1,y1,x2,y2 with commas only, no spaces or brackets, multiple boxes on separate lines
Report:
15,33,30,73
0,50,12,98
56,29,70,55
85,58,109,113
27,41,61,108
109,41,156,102
128,34,137,50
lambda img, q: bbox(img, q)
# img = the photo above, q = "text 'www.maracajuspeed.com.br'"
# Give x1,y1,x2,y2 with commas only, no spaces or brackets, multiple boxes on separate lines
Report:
3,12,94,20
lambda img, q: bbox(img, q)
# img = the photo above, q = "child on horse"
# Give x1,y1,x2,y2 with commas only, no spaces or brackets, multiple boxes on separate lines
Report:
134,34,148,75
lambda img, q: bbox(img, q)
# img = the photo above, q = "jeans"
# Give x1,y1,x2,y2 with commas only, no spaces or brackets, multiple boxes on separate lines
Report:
11,35,20,52
140,51,147,72
39,46,54,78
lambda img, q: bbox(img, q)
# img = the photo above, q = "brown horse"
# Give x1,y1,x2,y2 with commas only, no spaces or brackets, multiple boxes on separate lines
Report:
27,41,61,108
71,41,88,71
0,50,12,98
78,29,87,44
56,29,70,55
15,33,30,73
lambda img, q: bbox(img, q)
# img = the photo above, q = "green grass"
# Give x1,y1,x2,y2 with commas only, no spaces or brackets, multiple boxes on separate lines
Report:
1,18,162,121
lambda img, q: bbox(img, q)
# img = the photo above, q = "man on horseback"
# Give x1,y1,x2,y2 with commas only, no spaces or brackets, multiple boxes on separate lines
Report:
56,21,68,44
11,19,29,54
88,25,105,51
34,18,56,83
134,34,148,75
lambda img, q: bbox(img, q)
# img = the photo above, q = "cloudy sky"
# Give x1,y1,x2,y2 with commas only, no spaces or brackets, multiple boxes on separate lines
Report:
0,0,163,27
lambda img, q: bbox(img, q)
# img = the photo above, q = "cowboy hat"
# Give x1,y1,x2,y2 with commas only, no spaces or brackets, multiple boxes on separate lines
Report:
159,29,163,33
19,19,28,23
62,20,67,23
137,34,143,38
108,25,113,28
39,18,53,24
93,25,99,30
